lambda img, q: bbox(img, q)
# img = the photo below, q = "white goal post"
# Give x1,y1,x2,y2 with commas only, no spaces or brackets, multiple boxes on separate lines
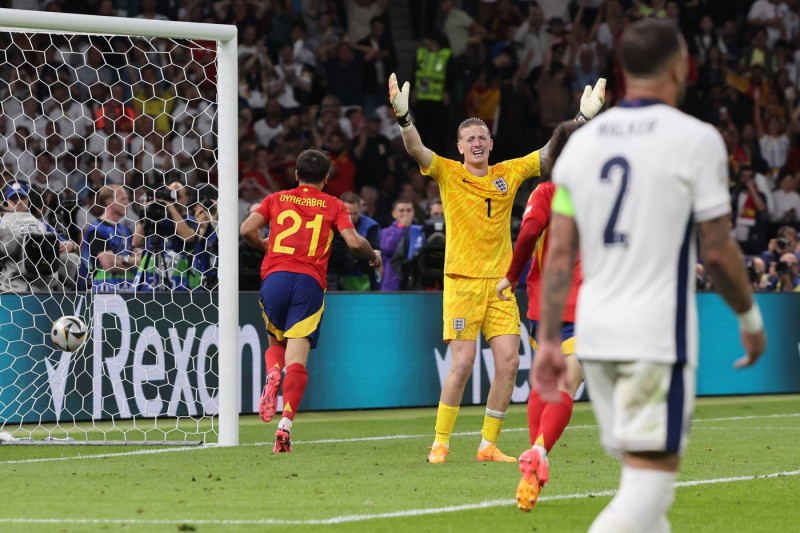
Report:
0,8,239,446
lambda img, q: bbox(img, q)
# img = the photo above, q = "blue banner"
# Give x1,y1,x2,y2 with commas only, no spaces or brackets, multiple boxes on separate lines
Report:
1,292,798,424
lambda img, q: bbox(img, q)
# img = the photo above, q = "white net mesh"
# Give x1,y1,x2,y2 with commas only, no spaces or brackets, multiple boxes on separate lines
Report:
0,28,223,444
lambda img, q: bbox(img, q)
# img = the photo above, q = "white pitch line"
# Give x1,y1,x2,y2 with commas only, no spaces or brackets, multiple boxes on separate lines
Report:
1,413,796,465
1,469,798,527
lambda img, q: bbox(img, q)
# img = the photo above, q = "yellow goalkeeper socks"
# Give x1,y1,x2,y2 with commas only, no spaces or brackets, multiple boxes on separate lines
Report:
433,402,459,446
479,408,505,450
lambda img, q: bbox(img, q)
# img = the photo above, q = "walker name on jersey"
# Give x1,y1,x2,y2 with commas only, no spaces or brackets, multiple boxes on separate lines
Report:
597,119,657,137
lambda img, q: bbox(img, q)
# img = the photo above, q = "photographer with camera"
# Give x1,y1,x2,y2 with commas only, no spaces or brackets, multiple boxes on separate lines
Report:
770,253,800,292
188,187,218,291
132,177,198,291
82,184,141,292
390,199,445,290
761,226,798,265
0,181,80,293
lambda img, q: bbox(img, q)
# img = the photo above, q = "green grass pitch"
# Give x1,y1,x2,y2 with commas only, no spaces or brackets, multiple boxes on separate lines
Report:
0,395,798,532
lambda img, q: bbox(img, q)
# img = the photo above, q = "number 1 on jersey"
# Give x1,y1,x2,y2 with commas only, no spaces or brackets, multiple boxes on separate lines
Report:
600,157,630,246
485,198,492,218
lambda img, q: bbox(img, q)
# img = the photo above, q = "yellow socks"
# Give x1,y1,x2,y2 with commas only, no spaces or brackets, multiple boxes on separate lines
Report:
433,402,460,446
480,408,506,446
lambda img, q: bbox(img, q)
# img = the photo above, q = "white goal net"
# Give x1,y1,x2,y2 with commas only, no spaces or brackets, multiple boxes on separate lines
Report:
0,9,239,446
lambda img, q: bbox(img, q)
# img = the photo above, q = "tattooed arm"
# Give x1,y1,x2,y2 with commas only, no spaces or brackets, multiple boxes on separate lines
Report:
532,211,580,401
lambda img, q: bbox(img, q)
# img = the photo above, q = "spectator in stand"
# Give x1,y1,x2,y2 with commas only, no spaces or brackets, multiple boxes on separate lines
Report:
412,30,452,157
438,0,487,59
237,21,262,57
323,130,357,198
746,256,770,292
694,15,728,66
309,11,343,63
345,0,389,43
354,111,395,191
324,41,364,107
771,171,800,223
333,191,381,290
761,225,798,265
768,251,800,291
359,184,391,227
82,184,141,292
513,4,547,84
355,16,398,115
29,151,66,194
754,86,798,176
0,181,80,293
289,22,318,68
238,106,255,141
238,176,269,227
269,43,313,110
748,0,784,50
212,0,269,31
95,83,136,136
380,198,417,291
732,165,769,255
253,99,285,149
135,0,169,20
131,65,175,136
239,51,271,111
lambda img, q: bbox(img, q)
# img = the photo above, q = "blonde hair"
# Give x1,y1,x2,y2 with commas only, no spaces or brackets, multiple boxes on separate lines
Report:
97,184,124,207
457,117,490,140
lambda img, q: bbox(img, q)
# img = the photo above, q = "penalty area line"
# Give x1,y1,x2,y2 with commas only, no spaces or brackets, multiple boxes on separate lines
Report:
1,469,798,526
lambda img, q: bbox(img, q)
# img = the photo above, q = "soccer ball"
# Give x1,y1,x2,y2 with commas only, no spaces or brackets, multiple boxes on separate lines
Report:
51,315,88,352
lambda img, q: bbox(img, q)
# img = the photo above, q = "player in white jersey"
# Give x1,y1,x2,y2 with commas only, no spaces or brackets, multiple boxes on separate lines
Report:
533,19,767,533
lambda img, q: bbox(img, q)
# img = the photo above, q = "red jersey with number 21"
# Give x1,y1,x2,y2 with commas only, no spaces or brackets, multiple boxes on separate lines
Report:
256,185,354,289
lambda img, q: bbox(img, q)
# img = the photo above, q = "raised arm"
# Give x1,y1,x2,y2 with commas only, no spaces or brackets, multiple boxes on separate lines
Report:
538,78,606,172
388,73,433,169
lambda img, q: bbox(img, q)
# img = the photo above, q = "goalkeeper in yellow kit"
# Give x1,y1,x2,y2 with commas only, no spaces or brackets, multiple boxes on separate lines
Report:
388,73,605,463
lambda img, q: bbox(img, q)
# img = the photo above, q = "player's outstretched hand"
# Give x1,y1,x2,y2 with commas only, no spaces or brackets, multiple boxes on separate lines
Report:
370,250,383,268
388,73,410,117
580,78,606,120
531,340,568,402
734,329,766,369
495,277,517,301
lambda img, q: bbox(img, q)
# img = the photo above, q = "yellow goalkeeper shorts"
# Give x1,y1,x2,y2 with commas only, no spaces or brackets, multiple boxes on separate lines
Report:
442,274,521,342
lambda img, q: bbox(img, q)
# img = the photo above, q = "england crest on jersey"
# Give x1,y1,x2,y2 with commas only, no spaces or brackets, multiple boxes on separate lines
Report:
453,318,465,331
492,177,508,192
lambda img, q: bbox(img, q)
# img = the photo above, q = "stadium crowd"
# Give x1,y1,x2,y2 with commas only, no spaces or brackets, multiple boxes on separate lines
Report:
0,0,799,292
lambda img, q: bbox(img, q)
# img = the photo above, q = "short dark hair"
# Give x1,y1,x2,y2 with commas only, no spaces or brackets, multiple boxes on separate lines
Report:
392,198,413,210
340,191,360,205
295,149,330,184
620,19,683,78
541,121,582,180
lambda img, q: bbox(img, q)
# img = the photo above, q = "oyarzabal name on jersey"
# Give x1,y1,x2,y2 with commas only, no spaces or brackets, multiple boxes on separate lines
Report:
279,194,327,208
597,119,657,137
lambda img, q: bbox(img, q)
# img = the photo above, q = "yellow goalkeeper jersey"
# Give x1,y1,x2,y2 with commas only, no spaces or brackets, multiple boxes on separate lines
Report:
422,151,541,278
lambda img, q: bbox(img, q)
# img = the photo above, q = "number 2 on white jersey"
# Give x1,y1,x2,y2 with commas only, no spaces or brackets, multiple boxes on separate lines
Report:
600,157,630,246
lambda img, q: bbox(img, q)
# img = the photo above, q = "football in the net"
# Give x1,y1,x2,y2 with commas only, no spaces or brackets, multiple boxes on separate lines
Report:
51,315,88,352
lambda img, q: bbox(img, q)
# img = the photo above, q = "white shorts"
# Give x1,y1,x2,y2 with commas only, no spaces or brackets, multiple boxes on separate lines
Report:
583,360,696,458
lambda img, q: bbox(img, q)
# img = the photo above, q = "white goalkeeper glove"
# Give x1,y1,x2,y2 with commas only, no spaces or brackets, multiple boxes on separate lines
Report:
577,78,606,122
388,72,413,131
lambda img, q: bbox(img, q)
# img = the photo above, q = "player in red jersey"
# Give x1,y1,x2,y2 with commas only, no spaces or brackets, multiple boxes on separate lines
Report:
240,149,382,453
495,121,583,510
